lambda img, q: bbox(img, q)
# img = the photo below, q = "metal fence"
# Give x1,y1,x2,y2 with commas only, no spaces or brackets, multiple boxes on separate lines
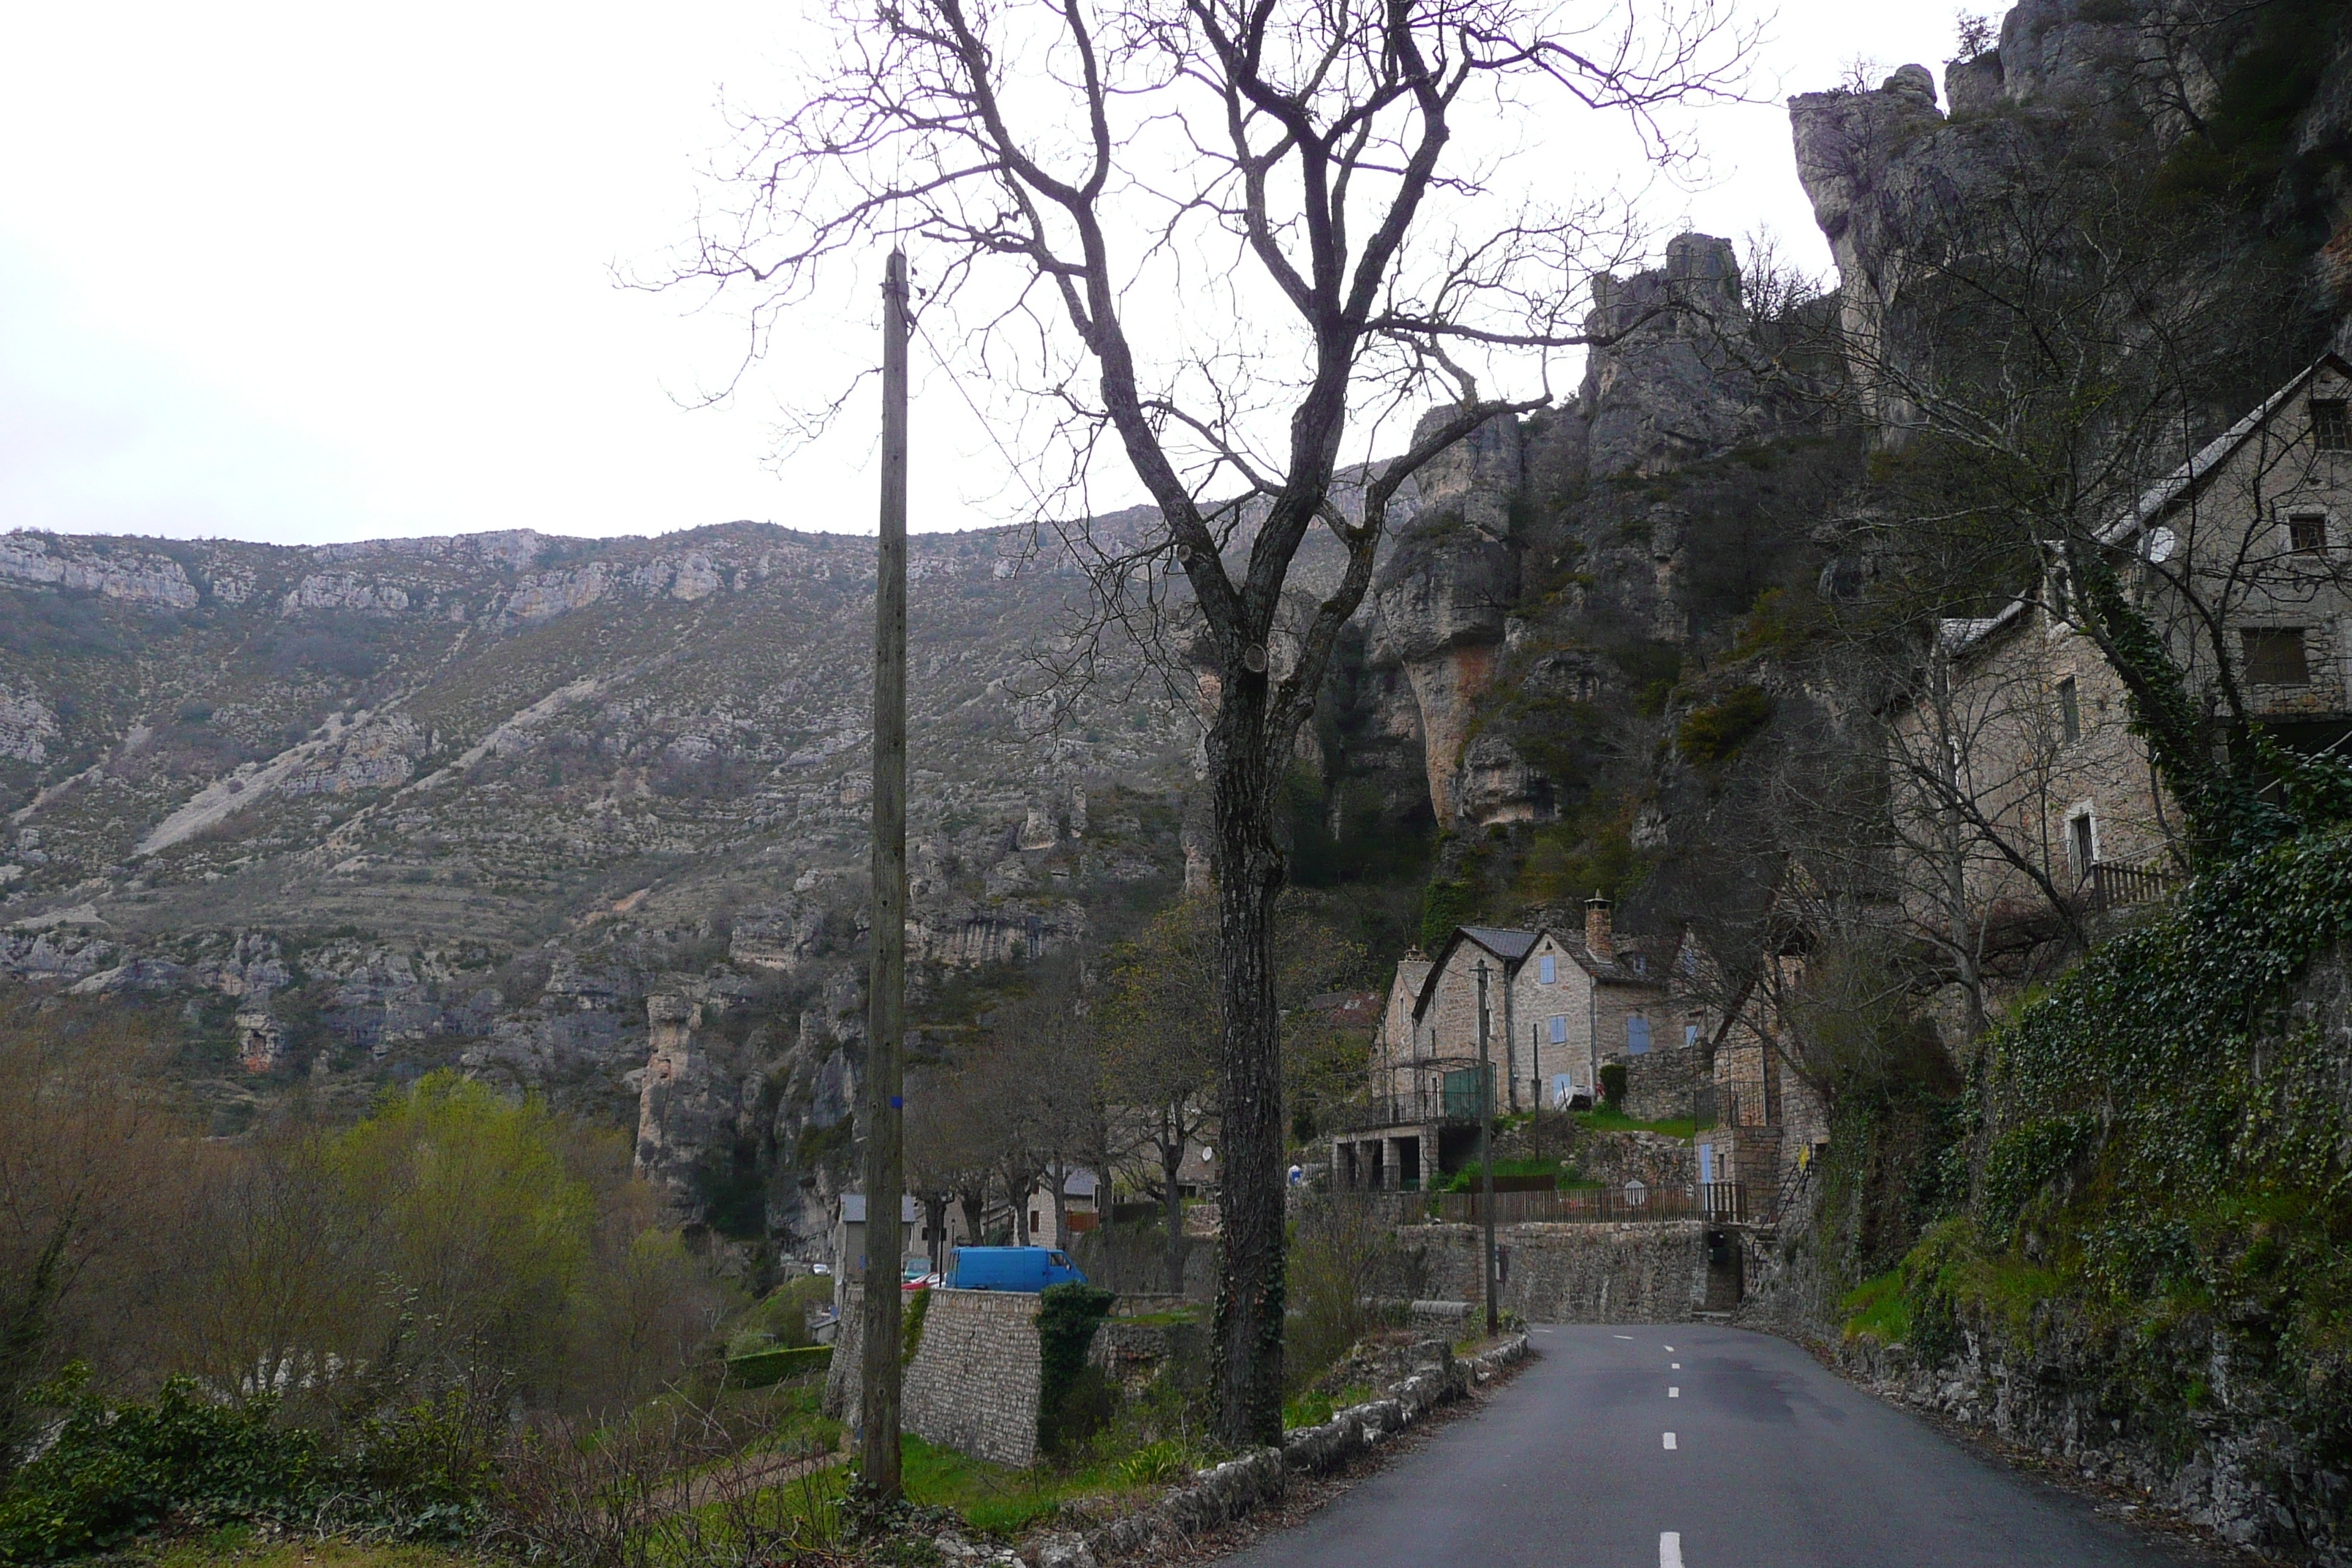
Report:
1436,1183,1744,1226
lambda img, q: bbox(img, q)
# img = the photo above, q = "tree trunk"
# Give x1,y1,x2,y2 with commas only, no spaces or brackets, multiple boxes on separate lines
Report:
1049,1164,1069,1250
923,1195,949,1273
1161,1125,1187,1296
1208,703,1286,1448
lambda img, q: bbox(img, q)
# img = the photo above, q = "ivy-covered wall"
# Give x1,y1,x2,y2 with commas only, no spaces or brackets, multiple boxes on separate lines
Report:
1789,827,2352,1562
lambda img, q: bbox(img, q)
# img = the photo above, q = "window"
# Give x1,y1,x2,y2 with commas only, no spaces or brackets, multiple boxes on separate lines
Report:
2290,514,2328,554
1684,1023,1700,1049
1539,953,1557,984
2313,399,2351,451
1548,1014,1567,1044
2069,813,2095,881
1627,1017,1651,1055
1030,1209,1041,1232
2243,627,2312,685
2057,677,2081,742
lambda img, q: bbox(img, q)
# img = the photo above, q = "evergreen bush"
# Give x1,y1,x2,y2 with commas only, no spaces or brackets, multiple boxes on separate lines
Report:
1033,1283,1116,1456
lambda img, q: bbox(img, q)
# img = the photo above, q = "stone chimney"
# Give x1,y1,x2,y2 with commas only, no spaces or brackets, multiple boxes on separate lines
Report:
1583,894,1615,962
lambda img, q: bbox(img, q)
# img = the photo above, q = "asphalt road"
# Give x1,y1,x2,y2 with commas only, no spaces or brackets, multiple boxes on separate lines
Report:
1224,1324,2223,1568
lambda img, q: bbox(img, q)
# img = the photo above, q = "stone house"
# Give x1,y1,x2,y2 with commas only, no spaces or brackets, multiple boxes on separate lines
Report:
1687,949,1831,1219
1889,354,2352,926
834,1192,920,1309
1013,1166,1101,1248
1332,900,1676,1190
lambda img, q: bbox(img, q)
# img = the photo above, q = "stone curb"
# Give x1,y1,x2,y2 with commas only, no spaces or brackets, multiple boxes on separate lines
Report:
1052,1333,1532,1567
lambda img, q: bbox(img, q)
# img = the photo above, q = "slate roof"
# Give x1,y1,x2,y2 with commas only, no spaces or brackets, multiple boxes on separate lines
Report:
1934,353,2352,665
1458,924,1540,961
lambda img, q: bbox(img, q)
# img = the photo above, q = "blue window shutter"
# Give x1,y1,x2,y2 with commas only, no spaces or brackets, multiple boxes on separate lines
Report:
1549,1015,1567,1044
1627,1017,1651,1054
1539,954,1556,984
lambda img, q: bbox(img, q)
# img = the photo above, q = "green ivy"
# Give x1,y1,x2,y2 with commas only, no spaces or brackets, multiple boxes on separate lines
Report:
901,1284,932,1367
0,1367,317,1562
0,1366,499,1561
1034,1284,1117,1456
1868,825,2352,1471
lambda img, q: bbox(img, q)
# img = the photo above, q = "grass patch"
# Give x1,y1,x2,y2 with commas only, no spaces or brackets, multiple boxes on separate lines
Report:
152,1539,486,1568
736,1435,1158,1538
1281,1385,1373,1430
1575,1107,1704,1139
1841,1269,1912,1344
899,1436,1135,1534
1439,1157,1569,1193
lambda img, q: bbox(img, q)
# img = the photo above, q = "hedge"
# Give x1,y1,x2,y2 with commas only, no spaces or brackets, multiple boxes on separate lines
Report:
723,1344,834,1389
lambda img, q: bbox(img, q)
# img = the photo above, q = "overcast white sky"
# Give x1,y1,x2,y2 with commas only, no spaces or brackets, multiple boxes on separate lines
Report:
0,1,1960,547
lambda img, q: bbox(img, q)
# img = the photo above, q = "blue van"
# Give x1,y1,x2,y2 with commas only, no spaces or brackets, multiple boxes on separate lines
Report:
946,1245,1088,1292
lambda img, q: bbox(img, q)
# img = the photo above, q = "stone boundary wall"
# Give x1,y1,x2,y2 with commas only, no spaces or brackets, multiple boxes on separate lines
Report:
1421,1221,1705,1323
1616,1041,1705,1122
1575,1128,1695,1189
825,1286,1047,1467
1066,1334,1533,1566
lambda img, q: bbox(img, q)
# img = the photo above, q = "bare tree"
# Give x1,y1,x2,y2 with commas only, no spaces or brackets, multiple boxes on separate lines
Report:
1828,137,2347,864
670,0,1752,1440
1099,894,1221,1295
905,1061,992,1271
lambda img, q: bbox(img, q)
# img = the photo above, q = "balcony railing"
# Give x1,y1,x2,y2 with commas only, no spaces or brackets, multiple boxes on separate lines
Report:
1323,1091,1485,1133
2087,858,2177,912
1436,1183,1744,1226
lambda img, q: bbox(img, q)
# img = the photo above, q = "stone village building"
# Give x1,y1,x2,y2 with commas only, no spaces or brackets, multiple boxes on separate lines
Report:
1335,895,1830,1226
1888,353,2352,928
1334,898,1680,1191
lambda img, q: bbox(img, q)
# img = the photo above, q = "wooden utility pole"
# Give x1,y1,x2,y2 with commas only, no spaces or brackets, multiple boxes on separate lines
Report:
1475,960,1498,1336
859,248,911,1501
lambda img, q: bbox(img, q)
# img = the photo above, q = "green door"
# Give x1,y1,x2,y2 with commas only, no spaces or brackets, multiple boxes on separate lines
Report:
1441,1066,1492,1118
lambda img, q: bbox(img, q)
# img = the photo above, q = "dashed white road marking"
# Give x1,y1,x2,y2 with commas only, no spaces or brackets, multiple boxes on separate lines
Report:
1615,1334,1634,1341
1663,1343,1676,1352
1663,1431,1678,1450
1660,1531,1685,1568
1670,1362,1681,1370
1669,1387,1680,1398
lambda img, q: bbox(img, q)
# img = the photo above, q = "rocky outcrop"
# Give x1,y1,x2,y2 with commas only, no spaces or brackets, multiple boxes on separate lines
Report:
1371,412,1523,823
281,573,413,615
1789,66,2036,435
0,691,58,765
1580,232,1758,477
0,533,200,608
635,995,734,1218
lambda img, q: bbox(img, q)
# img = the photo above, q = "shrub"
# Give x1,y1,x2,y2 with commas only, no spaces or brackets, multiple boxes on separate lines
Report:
1034,1283,1117,1456
723,1345,834,1390
1675,685,1773,766
1599,1063,1627,1109
0,1367,317,1562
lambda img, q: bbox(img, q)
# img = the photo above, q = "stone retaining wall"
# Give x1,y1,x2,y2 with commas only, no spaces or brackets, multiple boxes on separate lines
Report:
1575,1128,1695,1189
1421,1221,1706,1322
826,1286,1047,1466
1073,1334,1532,1564
1617,1043,1705,1122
